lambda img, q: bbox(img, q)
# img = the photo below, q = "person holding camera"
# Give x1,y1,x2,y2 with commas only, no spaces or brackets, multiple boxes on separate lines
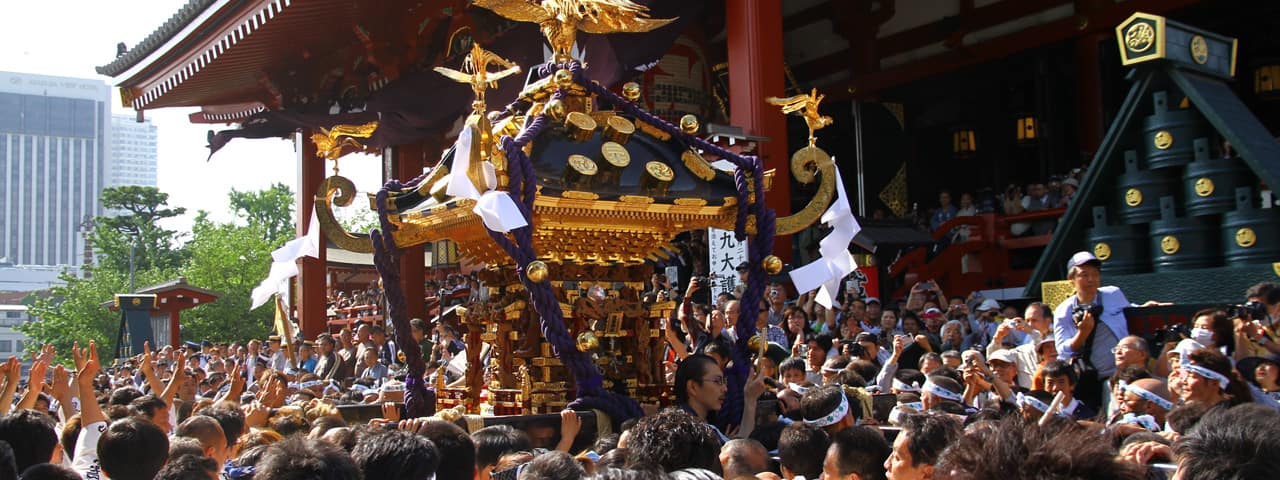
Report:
1231,282,1280,360
1052,251,1137,411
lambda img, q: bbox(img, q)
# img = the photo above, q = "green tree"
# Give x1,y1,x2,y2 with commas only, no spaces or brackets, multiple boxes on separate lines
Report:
20,267,174,364
93,186,188,275
178,215,276,343
229,182,295,244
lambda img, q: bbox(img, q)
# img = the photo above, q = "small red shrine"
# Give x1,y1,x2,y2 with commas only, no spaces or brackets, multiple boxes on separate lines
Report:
105,277,221,348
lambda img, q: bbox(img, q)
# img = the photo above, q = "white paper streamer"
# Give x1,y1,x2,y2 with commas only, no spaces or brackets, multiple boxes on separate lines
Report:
789,163,861,309
445,126,481,200
251,213,319,310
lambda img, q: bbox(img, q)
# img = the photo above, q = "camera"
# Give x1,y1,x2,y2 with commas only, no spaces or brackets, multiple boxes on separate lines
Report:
1071,303,1103,325
1227,301,1268,322
1154,323,1190,344
840,339,866,358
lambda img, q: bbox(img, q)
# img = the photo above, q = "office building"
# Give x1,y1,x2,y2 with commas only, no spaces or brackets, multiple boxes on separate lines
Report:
109,113,158,187
0,71,110,267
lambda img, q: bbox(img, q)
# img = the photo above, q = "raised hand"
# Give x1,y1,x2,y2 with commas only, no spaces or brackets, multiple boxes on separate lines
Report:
381,402,401,423
51,365,70,400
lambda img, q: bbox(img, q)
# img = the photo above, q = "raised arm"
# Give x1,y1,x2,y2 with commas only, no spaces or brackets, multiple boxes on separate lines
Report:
138,341,165,395
0,357,21,414
74,342,106,426
17,345,54,411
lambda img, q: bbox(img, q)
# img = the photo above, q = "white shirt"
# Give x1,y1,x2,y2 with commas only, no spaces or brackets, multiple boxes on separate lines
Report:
73,421,108,479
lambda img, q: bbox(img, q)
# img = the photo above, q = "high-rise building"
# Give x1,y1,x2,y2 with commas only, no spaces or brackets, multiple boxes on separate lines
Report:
0,71,110,267
109,114,158,188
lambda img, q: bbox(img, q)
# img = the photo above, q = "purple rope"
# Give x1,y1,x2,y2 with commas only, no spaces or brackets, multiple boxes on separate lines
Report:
372,183,435,418
577,68,775,426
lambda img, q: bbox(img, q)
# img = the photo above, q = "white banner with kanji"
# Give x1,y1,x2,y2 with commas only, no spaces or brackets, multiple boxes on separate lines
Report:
707,227,748,300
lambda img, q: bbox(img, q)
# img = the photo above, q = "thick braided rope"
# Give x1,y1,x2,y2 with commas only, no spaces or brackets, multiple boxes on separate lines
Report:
371,183,435,418
576,70,776,426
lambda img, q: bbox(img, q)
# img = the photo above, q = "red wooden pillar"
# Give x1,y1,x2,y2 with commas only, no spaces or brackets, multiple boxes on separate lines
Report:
1074,33,1107,162
395,142,427,322
169,310,180,347
727,0,792,262
297,131,328,340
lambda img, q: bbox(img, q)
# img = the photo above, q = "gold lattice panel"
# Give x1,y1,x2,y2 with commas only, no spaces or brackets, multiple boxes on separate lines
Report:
1041,280,1075,310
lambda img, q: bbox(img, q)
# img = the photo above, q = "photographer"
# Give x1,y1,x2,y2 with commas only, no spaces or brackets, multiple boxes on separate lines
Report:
1231,282,1280,360
1052,252,1143,411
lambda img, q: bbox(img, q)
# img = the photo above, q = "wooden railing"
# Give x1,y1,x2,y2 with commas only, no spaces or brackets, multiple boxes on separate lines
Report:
888,208,1065,301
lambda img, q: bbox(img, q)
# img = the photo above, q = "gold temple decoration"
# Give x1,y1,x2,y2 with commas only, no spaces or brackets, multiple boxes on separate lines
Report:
1236,228,1257,248
472,0,677,63
312,121,379,174
1093,242,1112,261
769,89,838,236
526,261,550,282
762,255,783,275
435,43,522,194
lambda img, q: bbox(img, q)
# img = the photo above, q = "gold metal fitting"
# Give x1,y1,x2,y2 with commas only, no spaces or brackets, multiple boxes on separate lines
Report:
563,154,598,189
680,114,700,135
543,99,567,122
762,255,783,274
576,331,600,352
603,115,636,144
553,69,575,90
746,334,766,353
526,260,549,283
564,111,598,142
622,82,642,102
597,142,631,185
640,161,675,195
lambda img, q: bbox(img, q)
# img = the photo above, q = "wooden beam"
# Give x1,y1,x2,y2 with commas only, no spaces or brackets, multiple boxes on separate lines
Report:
875,0,1070,59
843,0,1204,98
783,2,836,33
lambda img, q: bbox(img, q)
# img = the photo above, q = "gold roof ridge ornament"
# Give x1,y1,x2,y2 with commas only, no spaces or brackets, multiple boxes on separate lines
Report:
435,44,522,194
768,89,838,235
312,121,379,174
472,0,677,63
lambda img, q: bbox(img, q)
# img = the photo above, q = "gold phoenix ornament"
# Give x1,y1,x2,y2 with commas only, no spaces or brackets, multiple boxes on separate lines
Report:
472,0,677,62
435,44,522,193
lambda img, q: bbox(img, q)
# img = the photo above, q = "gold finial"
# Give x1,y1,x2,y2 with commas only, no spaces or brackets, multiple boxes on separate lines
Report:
543,99,568,122
526,260,549,283
473,0,677,63
679,114,700,135
311,122,380,171
761,255,783,275
622,82,642,102
767,88,834,146
434,42,522,115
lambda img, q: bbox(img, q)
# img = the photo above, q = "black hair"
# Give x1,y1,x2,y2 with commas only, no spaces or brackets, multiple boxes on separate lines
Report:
895,369,926,388
108,387,145,406
917,353,942,371
175,415,225,453
128,394,168,419
1026,302,1050,319
673,354,719,406
1194,308,1236,356
18,463,80,480
810,334,834,354
829,426,890,480
352,429,439,480
1108,365,1152,390
596,448,628,470
270,414,311,437
369,325,386,335
99,416,170,480
255,436,361,480
1188,348,1253,406
1166,401,1214,435
936,415,1144,479
516,450,584,480
155,453,218,480
0,409,57,471
0,441,14,480
591,467,663,480
167,437,205,461
410,318,428,333
1042,359,1077,386
801,385,859,425
624,408,721,474
60,414,81,462
720,439,769,479
196,403,246,448
848,359,879,383
777,422,829,479
896,412,961,468
702,340,732,363
923,375,964,409
472,424,532,469
779,357,806,375
1175,403,1280,479
833,369,867,388
592,433,620,454
1246,281,1280,305
418,420,476,480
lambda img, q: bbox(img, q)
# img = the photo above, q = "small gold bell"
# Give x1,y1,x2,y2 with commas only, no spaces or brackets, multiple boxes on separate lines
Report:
526,261,549,283
622,82,642,102
680,114,700,135
577,331,600,352
762,255,783,275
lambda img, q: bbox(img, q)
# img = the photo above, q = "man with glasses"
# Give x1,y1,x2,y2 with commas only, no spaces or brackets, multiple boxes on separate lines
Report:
674,353,766,443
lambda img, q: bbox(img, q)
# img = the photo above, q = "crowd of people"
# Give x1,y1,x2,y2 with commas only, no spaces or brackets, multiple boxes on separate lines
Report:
0,249,1277,479
912,169,1084,244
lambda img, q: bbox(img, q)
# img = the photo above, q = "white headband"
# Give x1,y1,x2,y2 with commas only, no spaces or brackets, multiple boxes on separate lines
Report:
892,378,921,392
922,379,963,402
1015,392,1052,413
804,390,850,428
1184,364,1231,391
1120,381,1174,410
1116,413,1162,432
788,383,811,395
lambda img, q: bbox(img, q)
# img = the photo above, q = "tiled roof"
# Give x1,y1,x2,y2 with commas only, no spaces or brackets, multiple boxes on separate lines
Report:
95,0,219,77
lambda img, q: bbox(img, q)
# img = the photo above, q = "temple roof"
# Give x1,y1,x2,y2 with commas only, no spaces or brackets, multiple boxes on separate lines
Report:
95,0,218,77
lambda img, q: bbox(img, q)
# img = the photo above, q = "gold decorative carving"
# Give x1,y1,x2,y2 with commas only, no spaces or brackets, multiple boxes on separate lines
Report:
560,190,600,200
618,195,654,204
311,122,379,168
1161,235,1181,255
1194,178,1214,197
1125,188,1143,207
1041,280,1075,310
472,0,676,63
565,111,598,142
1125,22,1156,53
679,114,699,134
1236,228,1257,248
601,142,631,168
1153,130,1173,150
1190,35,1209,65
622,82,642,102
767,88,833,145
776,144,836,235
682,150,716,181
315,175,374,253
603,116,635,144
1094,242,1112,261
672,198,707,206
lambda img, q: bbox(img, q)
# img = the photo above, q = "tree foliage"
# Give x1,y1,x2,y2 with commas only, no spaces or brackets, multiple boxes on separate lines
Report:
229,182,295,244
22,184,298,354
92,186,188,274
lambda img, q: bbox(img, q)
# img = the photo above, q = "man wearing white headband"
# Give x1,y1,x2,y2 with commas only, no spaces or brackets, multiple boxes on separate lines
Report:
919,376,965,413
1115,378,1174,428
800,385,857,435
1180,349,1243,408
